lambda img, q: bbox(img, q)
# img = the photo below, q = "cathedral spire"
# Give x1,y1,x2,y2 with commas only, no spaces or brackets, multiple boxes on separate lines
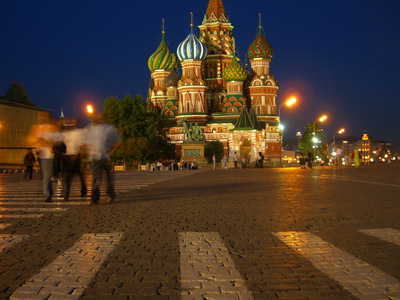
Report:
204,0,229,23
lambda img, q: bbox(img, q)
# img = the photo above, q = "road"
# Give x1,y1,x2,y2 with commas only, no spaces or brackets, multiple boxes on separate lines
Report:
0,165,399,300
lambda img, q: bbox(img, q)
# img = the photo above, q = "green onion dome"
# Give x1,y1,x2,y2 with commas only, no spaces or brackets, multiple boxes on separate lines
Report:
165,69,180,87
148,34,179,72
222,56,248,82
248,29,273,60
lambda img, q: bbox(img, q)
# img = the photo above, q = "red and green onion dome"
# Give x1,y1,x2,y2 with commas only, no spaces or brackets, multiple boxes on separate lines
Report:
222,56,248,82
148,34,179,72
164,69,180,87
248,29,273,60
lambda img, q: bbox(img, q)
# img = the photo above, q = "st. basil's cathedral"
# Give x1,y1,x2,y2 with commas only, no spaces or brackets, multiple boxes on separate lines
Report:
147,0,281,162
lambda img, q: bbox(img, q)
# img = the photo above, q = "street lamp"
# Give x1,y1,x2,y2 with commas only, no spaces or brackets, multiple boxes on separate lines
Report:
312,114,328,165
333,128,345,151
86,105,94,131
278,97,297,167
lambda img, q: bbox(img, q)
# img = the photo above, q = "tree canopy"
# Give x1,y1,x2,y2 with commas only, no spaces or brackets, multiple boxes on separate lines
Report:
298,122,327,160
103,95,174,163
204,141,224,162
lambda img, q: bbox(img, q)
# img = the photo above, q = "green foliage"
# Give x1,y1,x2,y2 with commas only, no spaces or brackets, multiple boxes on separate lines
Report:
103,95,174,163
204,141,224,162
298,122,327,160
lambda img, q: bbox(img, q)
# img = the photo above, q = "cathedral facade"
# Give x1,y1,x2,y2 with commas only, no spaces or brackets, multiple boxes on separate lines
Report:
147,0,281,163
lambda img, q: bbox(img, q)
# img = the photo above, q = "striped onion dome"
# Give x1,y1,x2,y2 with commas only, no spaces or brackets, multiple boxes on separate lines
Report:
177,27,207,61
148,34,179,72
165,69,180,87
248,29,273,60
222,56,248,82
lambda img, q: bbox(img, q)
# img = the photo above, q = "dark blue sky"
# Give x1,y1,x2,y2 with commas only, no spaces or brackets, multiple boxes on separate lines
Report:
1,0,400,143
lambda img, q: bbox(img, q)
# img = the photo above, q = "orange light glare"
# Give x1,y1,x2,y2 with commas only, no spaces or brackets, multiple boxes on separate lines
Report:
87,105,93,114
319,115,327,122
286,97,296,107
338,128,345,134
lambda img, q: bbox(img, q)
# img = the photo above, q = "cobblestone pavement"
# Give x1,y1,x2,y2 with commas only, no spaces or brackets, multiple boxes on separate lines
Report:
0,165,400,299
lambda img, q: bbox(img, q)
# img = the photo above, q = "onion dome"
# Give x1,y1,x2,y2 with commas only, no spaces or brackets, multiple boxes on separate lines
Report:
148,33,179,72
165,69,180,87
177,25,207,61
222,56,248,81
248,29,273,60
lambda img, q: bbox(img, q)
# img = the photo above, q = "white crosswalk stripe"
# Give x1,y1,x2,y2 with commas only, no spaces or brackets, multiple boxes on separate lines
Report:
0,171,203,221
360,228,400,246
179,232,253,300
274,231,400,300
1,228,400,298
10,233,122,300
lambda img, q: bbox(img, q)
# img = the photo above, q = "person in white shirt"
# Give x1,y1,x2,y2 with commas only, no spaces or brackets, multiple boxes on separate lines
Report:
32,121,59,202
85,114,120,204
59,128,87,200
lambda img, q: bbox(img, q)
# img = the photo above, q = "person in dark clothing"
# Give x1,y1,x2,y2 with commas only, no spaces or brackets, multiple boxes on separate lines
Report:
307,152,313,168
24,149,36,179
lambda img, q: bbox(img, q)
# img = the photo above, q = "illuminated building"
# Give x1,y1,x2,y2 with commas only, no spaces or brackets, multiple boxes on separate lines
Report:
361,131,370,163
147,0,281,162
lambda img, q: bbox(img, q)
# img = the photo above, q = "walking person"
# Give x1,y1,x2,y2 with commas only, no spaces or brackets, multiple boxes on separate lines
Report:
33,121,59,202
222,154,228,169
232,151,238,169
58,128,87,200
374,147,380,167
354,148,360,168
213,154,217,170
336,144,343,169
257,152,264,168
307,152,313,168
23,149,36,180
86,114,120,204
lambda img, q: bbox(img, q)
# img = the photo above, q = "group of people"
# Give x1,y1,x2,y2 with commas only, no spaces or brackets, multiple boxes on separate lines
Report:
145,160,198,171
29,114,119,204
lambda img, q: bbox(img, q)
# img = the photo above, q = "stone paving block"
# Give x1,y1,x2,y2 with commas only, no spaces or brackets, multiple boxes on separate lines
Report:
10,291,49,300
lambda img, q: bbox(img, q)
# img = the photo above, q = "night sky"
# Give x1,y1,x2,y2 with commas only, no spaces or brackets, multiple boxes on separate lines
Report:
1,0,400,144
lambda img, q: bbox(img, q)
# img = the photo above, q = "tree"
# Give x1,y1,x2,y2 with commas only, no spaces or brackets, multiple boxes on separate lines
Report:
103,95,174,163
204,141,224,163
298,122,327,160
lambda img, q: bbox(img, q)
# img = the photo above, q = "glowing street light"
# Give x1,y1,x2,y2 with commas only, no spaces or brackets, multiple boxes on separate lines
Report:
278,97,297,167
333,128,345,150
87,105,93,114
312,114,328,165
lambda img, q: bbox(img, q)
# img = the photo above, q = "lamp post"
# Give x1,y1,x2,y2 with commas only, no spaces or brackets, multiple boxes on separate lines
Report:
312,114,327,165
86,105,94,132
332,128,345,151
278,97,296,167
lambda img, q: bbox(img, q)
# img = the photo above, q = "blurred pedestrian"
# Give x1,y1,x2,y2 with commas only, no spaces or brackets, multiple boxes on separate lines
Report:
336,144,343,169
213,154,216,170
257,152,264,168
32,121,59,202
233,151,238,169
354,148,360,168
374,147,380,167
222,154,228,169
23,149,36,179
58,128,87,200
85,114,120,204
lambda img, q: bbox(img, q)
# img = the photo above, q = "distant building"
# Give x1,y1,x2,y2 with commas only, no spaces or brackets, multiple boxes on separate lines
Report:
0,81,51,165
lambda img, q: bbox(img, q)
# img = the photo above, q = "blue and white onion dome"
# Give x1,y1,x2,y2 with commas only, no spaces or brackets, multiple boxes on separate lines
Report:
177,26,207,61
